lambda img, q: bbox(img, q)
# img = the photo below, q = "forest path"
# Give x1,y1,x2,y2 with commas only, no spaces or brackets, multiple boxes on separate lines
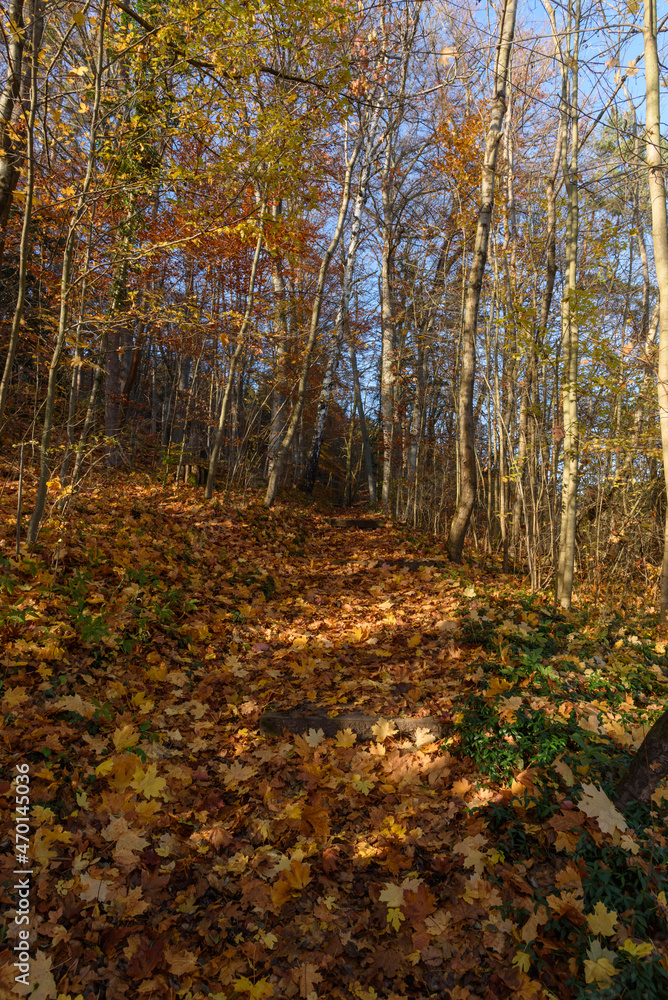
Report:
2,482,667,999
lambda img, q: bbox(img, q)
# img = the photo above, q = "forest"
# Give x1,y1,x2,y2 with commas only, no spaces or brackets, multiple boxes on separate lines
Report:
4,0,668,997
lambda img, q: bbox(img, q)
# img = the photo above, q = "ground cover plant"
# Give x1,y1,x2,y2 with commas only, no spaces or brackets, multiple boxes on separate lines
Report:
2,476,668,999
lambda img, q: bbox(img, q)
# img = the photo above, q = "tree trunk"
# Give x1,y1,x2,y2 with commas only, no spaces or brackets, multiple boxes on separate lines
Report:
0,0,25,264
0,3,39,427
205,208,266,499
27,0,108,543
548,0,580,609
264,136,363,507
267,204,289,479
643,0,668,620
349,335,376,504
616,707,668,810
301,103,381,493
447,0,517,561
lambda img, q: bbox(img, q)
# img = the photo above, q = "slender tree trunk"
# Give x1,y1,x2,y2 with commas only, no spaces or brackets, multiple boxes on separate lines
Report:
0,0,25,266
642,0,668,620
267,203,289,478
264,137,363,507
447,0,517,561
348,335,376,503
205,206,266,499
27,0,108,543
301,107,380,492
0,5,39,427
553,0,580,609
71,334,108,490
61,221,94,485
175,347,203,486
380,222,396,511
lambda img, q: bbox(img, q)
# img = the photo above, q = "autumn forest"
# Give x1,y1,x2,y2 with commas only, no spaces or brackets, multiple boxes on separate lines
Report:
4,0,668,997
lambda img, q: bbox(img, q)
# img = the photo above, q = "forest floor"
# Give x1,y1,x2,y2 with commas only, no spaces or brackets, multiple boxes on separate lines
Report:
2,474,668,1000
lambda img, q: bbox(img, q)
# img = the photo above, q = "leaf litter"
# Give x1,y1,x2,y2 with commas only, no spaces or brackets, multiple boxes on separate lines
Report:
2,481,668,998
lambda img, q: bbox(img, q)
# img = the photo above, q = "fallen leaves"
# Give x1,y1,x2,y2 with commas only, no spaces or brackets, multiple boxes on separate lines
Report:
3,483,668,999
586,901,619,937
577,783,628,835
371,717,398,741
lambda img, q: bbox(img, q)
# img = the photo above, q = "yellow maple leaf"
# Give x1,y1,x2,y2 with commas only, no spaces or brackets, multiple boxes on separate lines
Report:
131,763,167,799
586,901,618,937
298,963,322,996
112,724,140,751
78,872,110,902
29,950,56,1000
498,695,523,723
109,753,142,791
2,686,28,709
379,883,404,907
521,904,548,943
283,858,311,890
33,827,73,864
387,906,405,931
484,676,513,699
651,783,668,806
32,805,56,826
334,728,357,747
372,718,398,742
577,783,628,835
414,726,436,748
512,949,531,973
233,977,274,999
553,759,575,786
54,693,96,717
95,758,115,777
547,890,585,918
584,956,617,986
425,910,452,935
354,772,376,795
622,939,653,958
222,760,256,786
407,634,422,648
453,834,488,874
584,941,618,985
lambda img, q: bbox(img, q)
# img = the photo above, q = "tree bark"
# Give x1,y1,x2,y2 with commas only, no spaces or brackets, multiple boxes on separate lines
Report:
348,334,376,503
205,207,266,499
27,0,108,543
267,203,289,479
264,136,363,507
447,0,517,561
0,1,40,428
301,103,381,493
642,0,668,620
616,707,668,810
555,0,580,610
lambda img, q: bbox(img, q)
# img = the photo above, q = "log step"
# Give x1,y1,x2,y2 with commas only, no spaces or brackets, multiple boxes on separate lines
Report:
260,710,446,742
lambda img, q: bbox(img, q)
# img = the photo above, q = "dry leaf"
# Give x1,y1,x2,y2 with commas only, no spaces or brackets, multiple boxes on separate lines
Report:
372,718,398,742
578,783,628,835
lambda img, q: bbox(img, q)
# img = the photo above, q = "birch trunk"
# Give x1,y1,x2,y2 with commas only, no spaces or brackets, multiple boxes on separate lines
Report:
267,203,289,478
642,0,668,619
553,0,580,610
348,336,376,503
